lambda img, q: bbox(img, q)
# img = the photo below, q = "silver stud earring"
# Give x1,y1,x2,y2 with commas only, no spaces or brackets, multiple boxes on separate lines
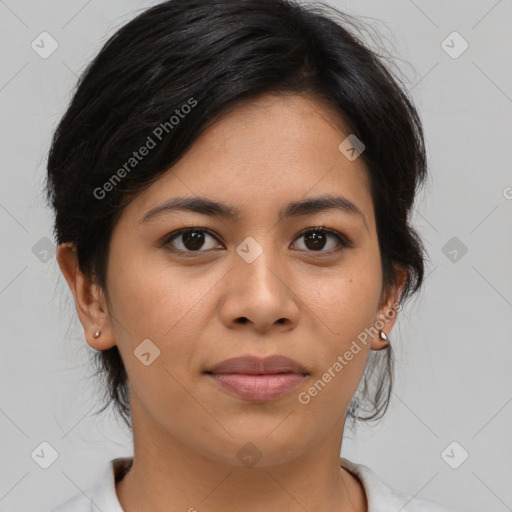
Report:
379,330,388,341
93,330,101,338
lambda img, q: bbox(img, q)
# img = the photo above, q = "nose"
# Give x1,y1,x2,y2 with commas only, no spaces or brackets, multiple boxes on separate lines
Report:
219,240,300,334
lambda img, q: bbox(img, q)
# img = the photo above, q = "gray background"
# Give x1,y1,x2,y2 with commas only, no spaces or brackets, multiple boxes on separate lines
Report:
0,0,511,511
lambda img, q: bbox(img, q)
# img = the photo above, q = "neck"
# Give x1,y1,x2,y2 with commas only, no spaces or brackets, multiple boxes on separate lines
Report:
115,410,367,512
116,432,367,512
116,456,366,512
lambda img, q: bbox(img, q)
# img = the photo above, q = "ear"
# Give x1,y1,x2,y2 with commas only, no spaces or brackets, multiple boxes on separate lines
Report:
56,243,116,350
370,264,408,351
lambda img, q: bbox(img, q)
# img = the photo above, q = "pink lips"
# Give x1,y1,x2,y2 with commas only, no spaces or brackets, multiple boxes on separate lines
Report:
205,355,308,402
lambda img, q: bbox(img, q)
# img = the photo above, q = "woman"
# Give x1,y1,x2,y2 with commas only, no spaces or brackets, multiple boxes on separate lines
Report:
47,0,456,510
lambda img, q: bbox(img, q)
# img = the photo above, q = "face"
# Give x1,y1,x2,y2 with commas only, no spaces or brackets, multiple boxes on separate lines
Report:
60,92,403,468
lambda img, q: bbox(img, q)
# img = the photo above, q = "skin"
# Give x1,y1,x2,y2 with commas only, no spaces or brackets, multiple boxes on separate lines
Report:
57,92,406,512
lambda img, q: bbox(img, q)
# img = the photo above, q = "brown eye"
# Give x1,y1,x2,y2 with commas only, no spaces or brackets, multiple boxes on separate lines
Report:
293,227,350,253
181,230,206,250
164,228,221,253
303,230,327,250
163,226,351,257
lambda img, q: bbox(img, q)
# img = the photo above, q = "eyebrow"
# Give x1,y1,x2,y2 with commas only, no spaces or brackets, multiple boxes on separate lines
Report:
139,194,368,231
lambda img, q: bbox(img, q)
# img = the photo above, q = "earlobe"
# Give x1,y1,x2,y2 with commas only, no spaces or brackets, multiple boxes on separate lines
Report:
56,243,117,351
370,266,408,351
371,329,389,351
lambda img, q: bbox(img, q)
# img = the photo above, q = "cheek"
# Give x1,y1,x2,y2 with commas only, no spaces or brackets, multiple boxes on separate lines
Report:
296,273,378,419
107,249,215,341
105,256,210,401
296,256,381,397
300,260,382,341
105,249,228,395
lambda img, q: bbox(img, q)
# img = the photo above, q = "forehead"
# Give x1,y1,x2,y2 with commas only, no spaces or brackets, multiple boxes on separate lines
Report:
122,92,375,229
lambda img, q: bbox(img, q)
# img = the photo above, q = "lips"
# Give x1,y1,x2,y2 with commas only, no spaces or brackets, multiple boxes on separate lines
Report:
205,355,309,402
205,355,309,376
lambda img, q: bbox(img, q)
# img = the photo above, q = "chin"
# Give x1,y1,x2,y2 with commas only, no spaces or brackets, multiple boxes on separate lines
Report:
194,428,310,469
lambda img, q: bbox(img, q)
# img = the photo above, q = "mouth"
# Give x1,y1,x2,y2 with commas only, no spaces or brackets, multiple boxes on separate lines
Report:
204,355,309,402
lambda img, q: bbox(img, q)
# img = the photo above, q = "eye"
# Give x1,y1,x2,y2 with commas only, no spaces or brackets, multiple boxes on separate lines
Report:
163,226,351,256
292,226,351,254
163,228,222,255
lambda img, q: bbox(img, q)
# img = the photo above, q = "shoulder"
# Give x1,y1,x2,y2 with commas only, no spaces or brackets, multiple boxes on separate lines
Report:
340,458,459,512
49,457,131,512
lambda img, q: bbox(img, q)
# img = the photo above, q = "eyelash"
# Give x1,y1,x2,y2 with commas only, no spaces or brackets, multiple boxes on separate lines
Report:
162,226,352,257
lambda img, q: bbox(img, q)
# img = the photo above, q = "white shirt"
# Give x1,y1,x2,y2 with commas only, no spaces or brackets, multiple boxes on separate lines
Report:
50,456,457,512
